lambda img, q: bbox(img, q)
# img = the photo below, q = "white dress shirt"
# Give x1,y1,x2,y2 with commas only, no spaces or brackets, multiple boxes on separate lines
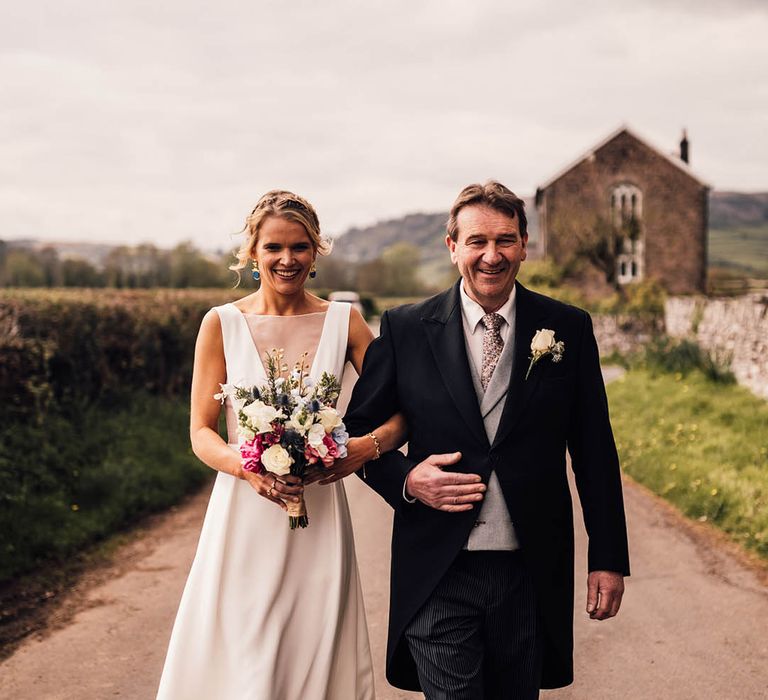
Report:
458,281,516,378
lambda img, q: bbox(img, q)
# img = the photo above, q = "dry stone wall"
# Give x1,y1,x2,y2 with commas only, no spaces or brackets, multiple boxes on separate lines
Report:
592,314,655,356
665,294,768,399
590,293,768,400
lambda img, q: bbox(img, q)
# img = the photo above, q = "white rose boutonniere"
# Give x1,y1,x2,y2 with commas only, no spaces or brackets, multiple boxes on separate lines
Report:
526,328,565,380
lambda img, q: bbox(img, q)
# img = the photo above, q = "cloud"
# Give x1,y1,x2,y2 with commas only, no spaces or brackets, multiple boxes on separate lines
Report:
1,0,766,247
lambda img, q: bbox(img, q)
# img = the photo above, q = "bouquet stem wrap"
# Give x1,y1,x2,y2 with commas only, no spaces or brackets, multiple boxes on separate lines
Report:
286,497,308,529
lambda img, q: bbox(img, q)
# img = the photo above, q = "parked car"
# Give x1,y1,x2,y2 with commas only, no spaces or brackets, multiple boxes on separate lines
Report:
327,291,364,315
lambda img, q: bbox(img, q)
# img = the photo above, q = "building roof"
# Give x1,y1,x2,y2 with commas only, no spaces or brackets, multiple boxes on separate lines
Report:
536,124,712,191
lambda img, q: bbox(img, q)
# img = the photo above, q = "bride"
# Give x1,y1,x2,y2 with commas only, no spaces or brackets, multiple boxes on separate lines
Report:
157,190,404,699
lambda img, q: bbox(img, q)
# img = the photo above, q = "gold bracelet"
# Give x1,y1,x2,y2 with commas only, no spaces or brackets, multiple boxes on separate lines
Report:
366,432,381,460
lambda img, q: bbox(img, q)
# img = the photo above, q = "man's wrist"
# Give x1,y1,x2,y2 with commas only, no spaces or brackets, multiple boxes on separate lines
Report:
402,469,417,503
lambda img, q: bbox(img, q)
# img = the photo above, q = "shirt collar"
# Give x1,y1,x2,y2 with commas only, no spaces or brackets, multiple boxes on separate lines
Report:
459,281,516,335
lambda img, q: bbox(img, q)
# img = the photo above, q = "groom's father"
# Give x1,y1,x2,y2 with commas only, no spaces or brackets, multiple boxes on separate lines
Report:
344,181,630,699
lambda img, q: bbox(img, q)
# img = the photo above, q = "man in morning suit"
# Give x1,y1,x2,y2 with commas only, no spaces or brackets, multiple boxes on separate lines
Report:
343,181,630,699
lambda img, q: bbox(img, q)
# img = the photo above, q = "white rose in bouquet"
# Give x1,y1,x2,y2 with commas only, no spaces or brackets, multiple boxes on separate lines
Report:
286,407,314,435
261,445,293,475
242,400,282,433
318,407,342,433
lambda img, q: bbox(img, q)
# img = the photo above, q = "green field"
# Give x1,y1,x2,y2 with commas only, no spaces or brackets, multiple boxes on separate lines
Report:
709,225,768,277
607,369,768,559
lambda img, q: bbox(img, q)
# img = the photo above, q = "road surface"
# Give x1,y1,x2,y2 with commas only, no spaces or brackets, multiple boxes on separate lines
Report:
1,367,767,699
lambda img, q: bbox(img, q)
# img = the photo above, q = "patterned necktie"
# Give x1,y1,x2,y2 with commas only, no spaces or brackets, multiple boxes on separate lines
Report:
481,312,505,390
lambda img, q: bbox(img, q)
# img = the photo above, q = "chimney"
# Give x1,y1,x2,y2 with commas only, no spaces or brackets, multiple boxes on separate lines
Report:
680,129,689,164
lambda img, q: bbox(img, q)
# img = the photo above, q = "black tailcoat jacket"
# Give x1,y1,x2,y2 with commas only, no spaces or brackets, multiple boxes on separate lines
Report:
344,281,630,691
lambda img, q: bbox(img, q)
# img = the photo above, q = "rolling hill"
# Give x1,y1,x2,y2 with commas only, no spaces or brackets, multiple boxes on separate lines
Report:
332,191,768,280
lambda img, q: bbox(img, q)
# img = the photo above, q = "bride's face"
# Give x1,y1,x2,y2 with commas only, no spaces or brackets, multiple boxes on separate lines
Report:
254,215,315,295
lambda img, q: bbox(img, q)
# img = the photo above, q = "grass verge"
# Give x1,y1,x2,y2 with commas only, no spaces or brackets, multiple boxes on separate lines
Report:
607,369,768,559
0,392,211,584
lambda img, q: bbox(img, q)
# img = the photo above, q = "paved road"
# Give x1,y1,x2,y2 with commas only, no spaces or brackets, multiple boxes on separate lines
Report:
2,368,767,699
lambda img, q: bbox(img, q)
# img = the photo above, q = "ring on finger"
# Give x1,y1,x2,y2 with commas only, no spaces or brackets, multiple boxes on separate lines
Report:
267,487,273,497
271,476,278,489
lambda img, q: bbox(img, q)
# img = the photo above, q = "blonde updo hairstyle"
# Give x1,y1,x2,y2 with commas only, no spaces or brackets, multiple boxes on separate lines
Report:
230,189,332,277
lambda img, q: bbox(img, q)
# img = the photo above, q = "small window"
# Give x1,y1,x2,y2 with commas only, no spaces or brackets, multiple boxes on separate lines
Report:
611,184,643,285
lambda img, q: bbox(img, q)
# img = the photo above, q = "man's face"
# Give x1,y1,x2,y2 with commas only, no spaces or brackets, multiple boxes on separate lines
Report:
446,204,527,312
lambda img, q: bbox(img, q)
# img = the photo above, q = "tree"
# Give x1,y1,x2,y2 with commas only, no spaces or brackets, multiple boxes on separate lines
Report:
4,249,46,286
39,246,63,287
0,240,7,286
168,242,230,288
62,258,105,287
306,255,354,292
354,242,425,296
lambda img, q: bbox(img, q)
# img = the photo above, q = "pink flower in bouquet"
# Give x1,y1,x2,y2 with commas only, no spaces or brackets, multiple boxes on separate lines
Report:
241,436,264,473
321,434,339,467
304,444,320,465
263,423,284,446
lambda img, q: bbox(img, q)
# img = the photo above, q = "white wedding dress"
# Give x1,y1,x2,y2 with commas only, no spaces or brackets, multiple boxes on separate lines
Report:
157,301,375,700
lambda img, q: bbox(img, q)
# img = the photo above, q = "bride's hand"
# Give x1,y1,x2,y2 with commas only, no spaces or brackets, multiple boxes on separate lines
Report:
315,436,378,485
302,464,329,485
242,470,303,510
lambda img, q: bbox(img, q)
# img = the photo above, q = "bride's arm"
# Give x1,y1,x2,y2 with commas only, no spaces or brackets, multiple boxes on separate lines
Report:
310,308,408,484
190,310,303,509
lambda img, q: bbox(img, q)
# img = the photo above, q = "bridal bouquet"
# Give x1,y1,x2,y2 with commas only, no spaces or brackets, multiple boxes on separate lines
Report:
214,348,348,529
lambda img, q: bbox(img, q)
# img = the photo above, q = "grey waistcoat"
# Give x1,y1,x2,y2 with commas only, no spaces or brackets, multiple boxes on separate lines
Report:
463,328,520,551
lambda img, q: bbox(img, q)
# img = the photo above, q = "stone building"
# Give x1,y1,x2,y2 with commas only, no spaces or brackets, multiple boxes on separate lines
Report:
534,126,710,294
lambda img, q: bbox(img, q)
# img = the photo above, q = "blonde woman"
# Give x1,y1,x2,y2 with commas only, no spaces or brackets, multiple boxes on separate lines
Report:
157,190,404,699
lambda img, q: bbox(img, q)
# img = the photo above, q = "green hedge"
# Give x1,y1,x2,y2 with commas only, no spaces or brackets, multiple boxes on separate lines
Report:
0,289,243,583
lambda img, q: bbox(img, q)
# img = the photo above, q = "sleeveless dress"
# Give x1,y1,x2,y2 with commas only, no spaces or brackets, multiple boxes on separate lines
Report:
157,301,375,700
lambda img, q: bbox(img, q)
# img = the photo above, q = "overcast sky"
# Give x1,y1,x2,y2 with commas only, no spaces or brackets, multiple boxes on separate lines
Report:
2,0,767,250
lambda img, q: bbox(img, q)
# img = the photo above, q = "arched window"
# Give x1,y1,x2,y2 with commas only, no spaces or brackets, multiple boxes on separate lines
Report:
610,184,643,284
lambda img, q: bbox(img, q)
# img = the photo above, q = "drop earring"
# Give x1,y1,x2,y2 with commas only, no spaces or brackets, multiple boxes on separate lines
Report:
309,262,317,279
252,261,260,281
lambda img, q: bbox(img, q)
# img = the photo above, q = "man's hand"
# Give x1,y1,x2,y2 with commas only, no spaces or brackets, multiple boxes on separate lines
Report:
405,452,485,512
586,570,625,620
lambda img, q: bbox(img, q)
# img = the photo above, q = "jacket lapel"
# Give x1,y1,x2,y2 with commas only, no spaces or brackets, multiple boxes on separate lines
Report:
491,282,547,450
422,281,489,449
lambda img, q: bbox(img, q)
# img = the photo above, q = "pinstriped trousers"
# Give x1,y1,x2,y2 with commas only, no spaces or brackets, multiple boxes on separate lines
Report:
405,551,542,700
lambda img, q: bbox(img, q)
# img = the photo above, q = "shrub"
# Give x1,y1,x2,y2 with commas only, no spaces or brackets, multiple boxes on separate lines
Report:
517,259,565,288
641,336,735,384
596,278,667,319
